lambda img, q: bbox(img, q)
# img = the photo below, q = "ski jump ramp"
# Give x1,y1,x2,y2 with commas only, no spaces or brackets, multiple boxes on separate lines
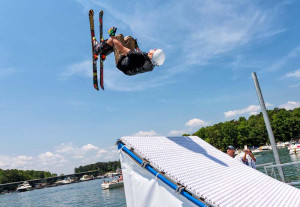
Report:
117,136,300,207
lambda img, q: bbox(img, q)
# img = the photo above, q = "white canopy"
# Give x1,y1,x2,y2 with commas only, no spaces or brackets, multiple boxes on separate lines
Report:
119,136,300,207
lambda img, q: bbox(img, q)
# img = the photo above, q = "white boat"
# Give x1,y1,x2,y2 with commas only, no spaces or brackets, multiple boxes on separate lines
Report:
55,179,63,185
276,142,286,148
62,177,73,184
80,175,91,181
252,148,262,153
288,143,300,154
101,181,124,189
16,181,32,192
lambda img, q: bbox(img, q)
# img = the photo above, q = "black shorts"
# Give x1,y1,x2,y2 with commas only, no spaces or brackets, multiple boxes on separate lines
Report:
116,51,154,76
117,55,131,72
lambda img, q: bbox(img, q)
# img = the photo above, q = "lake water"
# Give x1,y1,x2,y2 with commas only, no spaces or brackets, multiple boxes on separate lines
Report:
0,148,299,207
0,179,126,207
255,147,300,188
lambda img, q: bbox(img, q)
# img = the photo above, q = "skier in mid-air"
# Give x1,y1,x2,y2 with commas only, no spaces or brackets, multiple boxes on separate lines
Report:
93,27,165,76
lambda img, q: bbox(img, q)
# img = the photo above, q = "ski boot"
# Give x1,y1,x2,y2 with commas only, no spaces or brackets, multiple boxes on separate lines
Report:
93,37,114,59
134,38,139,49
133,38,141,51
108,27,117,37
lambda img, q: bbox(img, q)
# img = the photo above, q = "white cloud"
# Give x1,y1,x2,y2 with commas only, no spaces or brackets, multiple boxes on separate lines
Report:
55,142,77,154
38,152,65,165
250,111,259,116
133,130,159,136
168,130,186,136
185,118,209,128
285,69,300,79
17,155,33,161
279,101,300,110
0,143,119,174
224,103,273,118
81,144,99,151
60,60,91,80
96,149,109,158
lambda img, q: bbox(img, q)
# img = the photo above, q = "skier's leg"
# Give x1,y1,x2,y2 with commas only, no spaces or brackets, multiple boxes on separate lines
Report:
124,36,135,51
111,34,130,65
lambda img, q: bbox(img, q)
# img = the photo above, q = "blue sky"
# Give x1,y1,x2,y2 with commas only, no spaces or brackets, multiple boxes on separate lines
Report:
0,0,299,174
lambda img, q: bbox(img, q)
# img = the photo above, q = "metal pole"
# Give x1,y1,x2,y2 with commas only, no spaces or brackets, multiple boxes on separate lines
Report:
251,72,286,182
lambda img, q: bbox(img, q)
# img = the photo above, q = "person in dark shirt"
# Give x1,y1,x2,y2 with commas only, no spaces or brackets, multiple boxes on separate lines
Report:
94,27,165,76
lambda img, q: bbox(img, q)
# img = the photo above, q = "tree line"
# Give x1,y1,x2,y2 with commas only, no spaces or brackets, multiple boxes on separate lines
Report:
184,107,300,151
74,161,121,174
0,169,57,184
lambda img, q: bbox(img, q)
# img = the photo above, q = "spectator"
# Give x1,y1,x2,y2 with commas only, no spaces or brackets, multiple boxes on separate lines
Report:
119,173,123,182
227,145,237,158
241,148,256,169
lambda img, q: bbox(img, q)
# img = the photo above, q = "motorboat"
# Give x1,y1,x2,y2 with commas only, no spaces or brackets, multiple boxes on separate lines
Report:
101,180,124,190
54,179,64,185
288,143,300,154
62,177,73,184
276,142,287,148
16,181,32,192
252,148,262,153
80,175,91,181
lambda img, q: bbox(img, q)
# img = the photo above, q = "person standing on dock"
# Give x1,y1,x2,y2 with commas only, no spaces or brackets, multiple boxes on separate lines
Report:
227,145,256,169
227,146,238,158
241,148,256,169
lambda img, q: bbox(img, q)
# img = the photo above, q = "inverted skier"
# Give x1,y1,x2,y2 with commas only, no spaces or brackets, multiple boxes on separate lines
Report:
93,27,165,76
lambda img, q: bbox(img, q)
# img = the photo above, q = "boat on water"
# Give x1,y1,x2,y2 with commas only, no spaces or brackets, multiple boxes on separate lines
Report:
252,148,262,153
80,175,92,181
101,181,124,190
288,143,300,154
62,177,73,184
54,179,64,185
16,181,33,192
276,141,287,148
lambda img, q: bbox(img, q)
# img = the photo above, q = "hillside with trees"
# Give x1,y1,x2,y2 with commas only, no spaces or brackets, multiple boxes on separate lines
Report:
0,169,57,184
188,107,300,151
74,161,121,174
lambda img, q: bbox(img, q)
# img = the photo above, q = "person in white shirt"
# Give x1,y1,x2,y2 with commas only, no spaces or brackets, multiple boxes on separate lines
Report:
241,148,256,169
227,146,256,169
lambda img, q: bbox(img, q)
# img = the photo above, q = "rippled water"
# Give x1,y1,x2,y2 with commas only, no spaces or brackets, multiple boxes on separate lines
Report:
0,179,126,207
255,147,300,188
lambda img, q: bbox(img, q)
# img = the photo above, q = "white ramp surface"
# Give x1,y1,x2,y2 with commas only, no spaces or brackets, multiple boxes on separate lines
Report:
120,136,300,207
